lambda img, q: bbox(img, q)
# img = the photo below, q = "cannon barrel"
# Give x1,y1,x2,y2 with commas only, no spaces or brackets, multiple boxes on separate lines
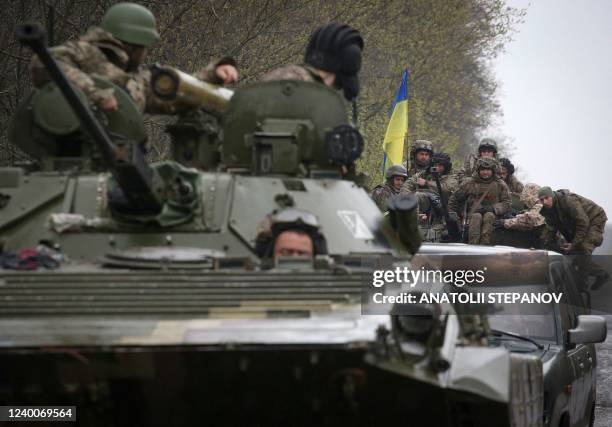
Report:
151,65,233,114
16,22,163,214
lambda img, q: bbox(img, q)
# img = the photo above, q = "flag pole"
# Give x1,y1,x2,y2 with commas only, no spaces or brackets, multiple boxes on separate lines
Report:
404,68,409,169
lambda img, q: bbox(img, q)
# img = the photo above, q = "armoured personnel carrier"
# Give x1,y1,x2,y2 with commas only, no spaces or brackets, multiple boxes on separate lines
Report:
0,22,543,426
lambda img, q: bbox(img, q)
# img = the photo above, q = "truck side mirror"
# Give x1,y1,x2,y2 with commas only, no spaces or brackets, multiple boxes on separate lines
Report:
568,315,607,345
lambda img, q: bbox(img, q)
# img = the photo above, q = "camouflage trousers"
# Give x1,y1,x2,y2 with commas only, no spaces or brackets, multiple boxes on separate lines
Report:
468,212,496,245
572,214,608,279
577,214,607,254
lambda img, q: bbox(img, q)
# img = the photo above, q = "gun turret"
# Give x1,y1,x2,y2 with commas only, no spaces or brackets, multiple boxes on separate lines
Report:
16,22,163,214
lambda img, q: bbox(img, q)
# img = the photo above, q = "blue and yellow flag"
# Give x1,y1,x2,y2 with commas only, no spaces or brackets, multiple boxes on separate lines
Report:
382,69,409,176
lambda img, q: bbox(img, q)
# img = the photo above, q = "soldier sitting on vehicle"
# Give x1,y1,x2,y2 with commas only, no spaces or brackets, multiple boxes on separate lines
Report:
255,208,328,260
403,140,434,176
371,165,408,211
499,158,524,195
448,157,510,245
30,2,238,114
401,152,458,242
402,152,458,201
457,138,499,184
262,22,363,102
538,186,609,289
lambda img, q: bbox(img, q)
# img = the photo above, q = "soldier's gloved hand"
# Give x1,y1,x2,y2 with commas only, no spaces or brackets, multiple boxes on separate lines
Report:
493,219,505,230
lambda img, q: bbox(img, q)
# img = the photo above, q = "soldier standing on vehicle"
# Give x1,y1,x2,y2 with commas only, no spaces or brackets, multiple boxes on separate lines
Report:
262,22,363,101
403,140,434,176
458,138,499,183
448,157,510,245
538,187,609,289
371,165,408,211
30,2,238,114
401,152,458,241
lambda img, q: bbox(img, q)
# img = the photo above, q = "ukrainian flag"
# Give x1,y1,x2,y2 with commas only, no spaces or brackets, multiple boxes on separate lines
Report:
382,69,409,175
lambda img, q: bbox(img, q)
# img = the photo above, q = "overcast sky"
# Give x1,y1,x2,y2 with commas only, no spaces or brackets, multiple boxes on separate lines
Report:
491,0,612,214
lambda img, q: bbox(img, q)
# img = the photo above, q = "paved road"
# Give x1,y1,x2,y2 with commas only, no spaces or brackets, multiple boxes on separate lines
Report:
594,316,612,427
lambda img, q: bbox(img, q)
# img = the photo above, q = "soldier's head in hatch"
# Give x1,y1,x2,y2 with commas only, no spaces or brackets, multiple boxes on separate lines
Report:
304,22,363,100
255,208,328,259
273,230,314,257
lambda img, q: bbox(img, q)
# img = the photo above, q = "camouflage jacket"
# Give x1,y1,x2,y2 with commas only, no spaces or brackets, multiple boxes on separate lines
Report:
30,26,230,114
402,161,429,177
503,183,544,231
401,170,459,202
261,65,324,84
540,190,607,248
505,175,524,195
457,154,499,183
371,183,399,211
448,171,510,217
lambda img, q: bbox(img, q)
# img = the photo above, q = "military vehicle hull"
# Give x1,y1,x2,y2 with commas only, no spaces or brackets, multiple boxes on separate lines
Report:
0,266,542,426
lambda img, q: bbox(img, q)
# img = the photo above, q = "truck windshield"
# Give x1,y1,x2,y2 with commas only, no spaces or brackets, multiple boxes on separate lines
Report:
485,285,558,343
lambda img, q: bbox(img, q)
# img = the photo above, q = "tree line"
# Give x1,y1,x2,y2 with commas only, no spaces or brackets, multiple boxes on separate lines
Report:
0,0,523,184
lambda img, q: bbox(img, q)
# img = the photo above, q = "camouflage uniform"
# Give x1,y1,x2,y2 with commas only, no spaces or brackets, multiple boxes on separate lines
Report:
457,139,500,184
261,65,324,84
505,174,524,195
503,183,545,231
405,162,429,177
30,26,231,114
401,171,458,242
540,189,608,284
448,159,510,245
457,154,499,184
540,190,607,254
371,183,400,212
402,169,459,202
403,140,434,176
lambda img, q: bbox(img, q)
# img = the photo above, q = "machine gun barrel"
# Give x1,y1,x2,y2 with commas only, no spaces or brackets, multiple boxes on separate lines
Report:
16,22,163,214
151,65,233,114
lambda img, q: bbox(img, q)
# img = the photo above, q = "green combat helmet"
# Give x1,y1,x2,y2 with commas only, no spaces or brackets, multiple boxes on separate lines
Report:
385,164,408,180
476,156,498,172
478,138,498,154
101,2,160,47
411,139,434,157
